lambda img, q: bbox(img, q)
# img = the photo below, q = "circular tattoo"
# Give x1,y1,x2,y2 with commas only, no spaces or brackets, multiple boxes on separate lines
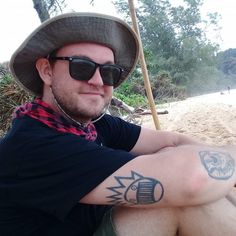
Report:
107,171,164,205
199,151,235,180
124,175,164,204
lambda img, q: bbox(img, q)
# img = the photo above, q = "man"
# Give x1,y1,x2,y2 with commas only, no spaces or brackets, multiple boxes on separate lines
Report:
0,12,236,236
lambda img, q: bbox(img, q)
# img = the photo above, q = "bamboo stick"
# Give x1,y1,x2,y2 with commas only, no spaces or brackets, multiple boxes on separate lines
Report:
128,0,161,129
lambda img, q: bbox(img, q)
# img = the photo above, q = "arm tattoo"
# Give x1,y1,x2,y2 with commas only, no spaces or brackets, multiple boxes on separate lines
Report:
107,171,164,205
199,151,235,180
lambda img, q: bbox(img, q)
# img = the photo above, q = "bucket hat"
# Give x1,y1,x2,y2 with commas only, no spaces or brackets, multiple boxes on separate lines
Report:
10,12,140,96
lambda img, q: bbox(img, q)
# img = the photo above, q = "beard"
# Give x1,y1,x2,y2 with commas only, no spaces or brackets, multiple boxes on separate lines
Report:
50,86,111,124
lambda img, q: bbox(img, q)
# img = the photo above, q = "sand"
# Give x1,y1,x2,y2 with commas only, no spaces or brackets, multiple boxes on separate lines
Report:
141,89,236,145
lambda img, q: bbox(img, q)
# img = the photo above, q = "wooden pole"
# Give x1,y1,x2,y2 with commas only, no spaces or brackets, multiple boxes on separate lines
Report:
128,0,161,130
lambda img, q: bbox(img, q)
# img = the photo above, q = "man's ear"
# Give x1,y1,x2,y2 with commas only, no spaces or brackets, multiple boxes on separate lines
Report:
35,58,53,86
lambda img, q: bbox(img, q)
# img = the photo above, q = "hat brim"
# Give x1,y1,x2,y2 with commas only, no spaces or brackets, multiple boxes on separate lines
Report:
10,12,140,96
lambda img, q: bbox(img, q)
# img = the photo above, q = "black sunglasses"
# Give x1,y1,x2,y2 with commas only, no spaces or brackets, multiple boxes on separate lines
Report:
48,56,124,86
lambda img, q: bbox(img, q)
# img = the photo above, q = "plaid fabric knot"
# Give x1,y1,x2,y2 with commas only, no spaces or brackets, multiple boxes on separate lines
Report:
13,98,97,141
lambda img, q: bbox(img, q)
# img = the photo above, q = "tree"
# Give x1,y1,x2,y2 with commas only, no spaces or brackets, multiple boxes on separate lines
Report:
217,49,236,75
0,62,9,78
32,0,67,22
0,0,67,136
113,0,222,95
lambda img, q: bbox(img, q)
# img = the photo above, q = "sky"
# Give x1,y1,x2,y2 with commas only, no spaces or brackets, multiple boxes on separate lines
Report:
0,0,236,63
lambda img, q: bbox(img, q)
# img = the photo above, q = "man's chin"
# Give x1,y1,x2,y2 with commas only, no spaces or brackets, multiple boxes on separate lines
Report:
74,107,106,123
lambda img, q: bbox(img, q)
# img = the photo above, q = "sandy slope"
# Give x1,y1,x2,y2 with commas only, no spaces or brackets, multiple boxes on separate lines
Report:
141,89,236,145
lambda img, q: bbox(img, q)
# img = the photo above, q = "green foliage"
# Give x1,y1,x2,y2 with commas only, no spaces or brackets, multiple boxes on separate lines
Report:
115,71,186,106
0,74,12,84
215,49,236,91
150,72,186,102
171,0,203,40
114,91,147,107
114,79,147,107
217,49,236,75
0,74,32,135
113,0,223,96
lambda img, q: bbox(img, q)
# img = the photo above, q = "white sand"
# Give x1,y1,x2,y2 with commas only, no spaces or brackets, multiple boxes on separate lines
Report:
141,89,236,145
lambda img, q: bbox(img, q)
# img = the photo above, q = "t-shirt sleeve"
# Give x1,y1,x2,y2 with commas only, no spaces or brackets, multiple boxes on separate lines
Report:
94,114,141,151
7,129,137,221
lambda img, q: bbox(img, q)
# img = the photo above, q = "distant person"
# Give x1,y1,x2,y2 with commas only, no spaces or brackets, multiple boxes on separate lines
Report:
228,85,231,94
1,12,236,236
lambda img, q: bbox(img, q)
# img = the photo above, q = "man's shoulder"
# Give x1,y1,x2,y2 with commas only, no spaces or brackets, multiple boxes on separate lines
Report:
0,117,72,149
96,114,140,130
6,116,59,138
95,114,131,128
95,113,119,124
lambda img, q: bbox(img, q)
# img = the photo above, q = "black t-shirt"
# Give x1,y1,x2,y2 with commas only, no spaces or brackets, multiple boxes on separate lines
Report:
0,114,141,236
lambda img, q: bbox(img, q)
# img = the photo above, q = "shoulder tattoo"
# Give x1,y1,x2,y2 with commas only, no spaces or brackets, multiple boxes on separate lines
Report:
107,171,164,205
199,151,235,180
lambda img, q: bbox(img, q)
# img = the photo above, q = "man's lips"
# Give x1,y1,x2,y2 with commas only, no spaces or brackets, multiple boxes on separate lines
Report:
79,92,104,96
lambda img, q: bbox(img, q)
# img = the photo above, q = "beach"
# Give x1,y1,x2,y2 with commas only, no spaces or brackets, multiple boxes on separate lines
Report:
141,89,236,145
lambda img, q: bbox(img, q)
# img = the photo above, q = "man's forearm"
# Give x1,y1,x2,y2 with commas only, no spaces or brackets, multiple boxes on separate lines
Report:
160,145,235,205
81,144,236,207
132,128,201,155
149,144,236,205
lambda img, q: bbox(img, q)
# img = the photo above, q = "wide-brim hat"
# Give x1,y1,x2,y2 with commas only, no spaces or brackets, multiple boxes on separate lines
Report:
10,12,140,96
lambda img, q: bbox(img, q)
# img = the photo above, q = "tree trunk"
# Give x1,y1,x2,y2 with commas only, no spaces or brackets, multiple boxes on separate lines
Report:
32,0,50,22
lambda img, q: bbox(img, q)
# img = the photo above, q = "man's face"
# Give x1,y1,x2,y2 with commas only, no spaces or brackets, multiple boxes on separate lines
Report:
46,43,114,123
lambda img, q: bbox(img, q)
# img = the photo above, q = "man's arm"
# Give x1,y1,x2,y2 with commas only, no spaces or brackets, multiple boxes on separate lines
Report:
131,127,201,155
80,144,236,207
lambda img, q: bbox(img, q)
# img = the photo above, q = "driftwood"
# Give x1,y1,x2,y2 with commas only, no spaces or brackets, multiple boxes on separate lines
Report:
134,107,169,115
110,97,168,125
111,97,135,113
111,97,168,115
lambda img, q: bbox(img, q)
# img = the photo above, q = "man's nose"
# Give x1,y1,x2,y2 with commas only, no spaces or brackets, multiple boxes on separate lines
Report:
88,68,104,86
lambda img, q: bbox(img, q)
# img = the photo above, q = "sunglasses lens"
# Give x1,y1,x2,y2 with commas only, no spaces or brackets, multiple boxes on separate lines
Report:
69,59,95,81
100,65,122,86
69,58,122,86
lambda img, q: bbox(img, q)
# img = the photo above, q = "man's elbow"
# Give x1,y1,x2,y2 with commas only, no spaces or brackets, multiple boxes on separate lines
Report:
184,170,212,205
